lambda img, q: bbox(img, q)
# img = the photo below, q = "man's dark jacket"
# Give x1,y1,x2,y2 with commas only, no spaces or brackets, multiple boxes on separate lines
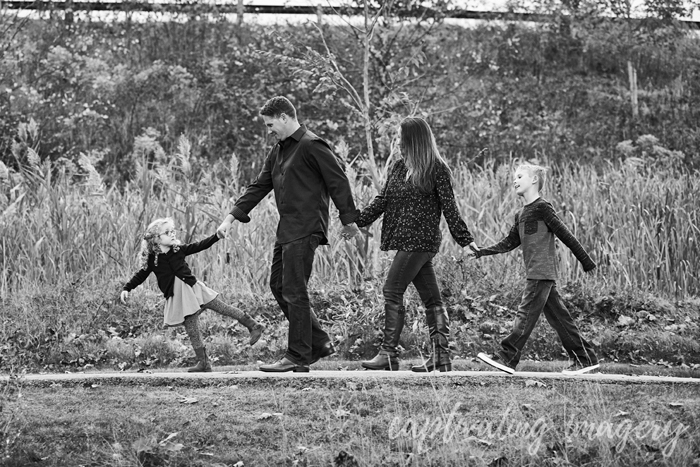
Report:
231,125,358,244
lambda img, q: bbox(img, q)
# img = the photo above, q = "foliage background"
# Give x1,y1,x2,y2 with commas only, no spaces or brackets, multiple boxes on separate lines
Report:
1,2,699,373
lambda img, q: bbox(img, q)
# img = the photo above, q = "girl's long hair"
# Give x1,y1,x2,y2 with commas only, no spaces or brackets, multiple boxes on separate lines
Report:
137,217,180,270
400,117,451,193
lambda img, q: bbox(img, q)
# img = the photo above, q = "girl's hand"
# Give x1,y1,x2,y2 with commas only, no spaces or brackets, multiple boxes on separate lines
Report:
466,242,480,257
120,290,129,304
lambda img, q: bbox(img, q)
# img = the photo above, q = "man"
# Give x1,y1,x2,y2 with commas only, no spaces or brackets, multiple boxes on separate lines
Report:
217,96,360,372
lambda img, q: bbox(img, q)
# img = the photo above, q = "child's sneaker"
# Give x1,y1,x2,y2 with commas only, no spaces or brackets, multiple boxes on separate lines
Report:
477,352,515,375
562,361,600,375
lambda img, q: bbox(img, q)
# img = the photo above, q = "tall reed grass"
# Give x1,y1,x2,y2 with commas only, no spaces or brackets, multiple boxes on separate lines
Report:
1,130,698,308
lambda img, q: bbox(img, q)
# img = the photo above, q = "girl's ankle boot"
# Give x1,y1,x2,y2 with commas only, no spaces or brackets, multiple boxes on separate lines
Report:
188,347,212,372
239,314,265,345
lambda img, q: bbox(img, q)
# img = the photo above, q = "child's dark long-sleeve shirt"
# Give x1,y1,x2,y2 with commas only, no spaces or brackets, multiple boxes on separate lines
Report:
356,160,473,253
123,234,220,299
475,197,596,280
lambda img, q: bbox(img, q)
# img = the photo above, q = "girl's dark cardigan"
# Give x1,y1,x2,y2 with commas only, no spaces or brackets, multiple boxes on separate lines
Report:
123,234,220,299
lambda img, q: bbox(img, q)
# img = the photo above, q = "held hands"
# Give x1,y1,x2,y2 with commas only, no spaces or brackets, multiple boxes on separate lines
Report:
341,223,361,240
465,242,480,257
120,290,129,304
216,219,233,239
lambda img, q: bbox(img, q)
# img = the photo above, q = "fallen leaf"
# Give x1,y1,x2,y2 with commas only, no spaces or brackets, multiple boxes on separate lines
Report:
159,432,179,444
132,437,152,454
524,379,546,388
470,437,493,447
256,412,283,420
177,397,198,404
617,315,635,327
160,441,184,453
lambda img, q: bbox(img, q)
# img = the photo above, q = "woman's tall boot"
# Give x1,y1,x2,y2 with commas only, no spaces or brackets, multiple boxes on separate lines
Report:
411,307,452,372
362,304,405,371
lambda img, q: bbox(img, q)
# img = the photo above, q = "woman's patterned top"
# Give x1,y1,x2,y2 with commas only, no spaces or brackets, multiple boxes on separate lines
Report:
356,159,474,253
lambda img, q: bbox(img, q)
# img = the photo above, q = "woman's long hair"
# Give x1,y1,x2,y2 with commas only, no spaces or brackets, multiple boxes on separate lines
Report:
399,117,451,193
137,217,180,270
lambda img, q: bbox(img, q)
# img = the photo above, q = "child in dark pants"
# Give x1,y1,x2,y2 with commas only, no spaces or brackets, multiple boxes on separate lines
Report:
121,217,264,372
469,164,600,375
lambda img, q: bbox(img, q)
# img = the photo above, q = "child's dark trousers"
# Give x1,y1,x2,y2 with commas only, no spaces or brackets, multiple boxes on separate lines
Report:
499,279,598,368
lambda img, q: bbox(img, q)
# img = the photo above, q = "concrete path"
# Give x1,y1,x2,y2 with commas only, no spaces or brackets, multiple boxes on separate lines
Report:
4,369,699,385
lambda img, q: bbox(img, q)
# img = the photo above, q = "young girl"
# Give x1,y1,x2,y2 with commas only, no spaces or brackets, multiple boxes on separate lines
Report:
120,217,264,372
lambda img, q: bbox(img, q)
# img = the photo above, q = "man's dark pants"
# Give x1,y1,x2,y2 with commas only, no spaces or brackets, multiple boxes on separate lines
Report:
270,234,331,365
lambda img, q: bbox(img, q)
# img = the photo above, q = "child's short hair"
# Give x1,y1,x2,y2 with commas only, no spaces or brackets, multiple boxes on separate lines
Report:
518,163,548,192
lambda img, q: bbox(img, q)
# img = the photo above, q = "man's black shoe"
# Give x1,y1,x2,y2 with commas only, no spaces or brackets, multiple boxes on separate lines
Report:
310,342,336,365
259,357,310,373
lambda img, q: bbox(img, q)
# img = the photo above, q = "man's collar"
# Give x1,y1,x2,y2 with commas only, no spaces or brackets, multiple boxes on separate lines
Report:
279,124,306,145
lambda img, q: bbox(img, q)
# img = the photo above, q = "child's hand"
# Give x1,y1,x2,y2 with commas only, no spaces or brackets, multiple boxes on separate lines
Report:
217,219,232,239
120,290,129,304
466,242,480,257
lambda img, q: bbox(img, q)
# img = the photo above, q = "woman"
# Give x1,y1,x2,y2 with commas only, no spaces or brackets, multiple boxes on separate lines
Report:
356,117,478,372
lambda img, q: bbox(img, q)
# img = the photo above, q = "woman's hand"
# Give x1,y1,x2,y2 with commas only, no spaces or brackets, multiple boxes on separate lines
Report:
466,242,480,257
120,290,129,304
341,223,360,240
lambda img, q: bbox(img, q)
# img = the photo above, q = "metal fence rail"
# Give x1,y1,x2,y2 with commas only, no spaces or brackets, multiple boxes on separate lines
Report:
2,1,698,28
0,1,609,23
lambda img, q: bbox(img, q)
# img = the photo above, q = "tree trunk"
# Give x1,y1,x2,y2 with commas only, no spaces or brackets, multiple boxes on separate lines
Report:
628,60,639,119
363,1,379,191
316,5,323,27
237,0,244,28
64,0,74,24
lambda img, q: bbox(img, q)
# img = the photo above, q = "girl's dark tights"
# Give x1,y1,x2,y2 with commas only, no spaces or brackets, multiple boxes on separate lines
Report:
182,297,246,348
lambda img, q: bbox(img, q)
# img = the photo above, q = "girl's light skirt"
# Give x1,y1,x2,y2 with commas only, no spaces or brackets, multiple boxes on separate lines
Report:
163,277,218,326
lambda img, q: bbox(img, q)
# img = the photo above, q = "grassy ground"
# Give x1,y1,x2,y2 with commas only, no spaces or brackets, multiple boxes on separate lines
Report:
3,362,699,467
4,276,700,377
